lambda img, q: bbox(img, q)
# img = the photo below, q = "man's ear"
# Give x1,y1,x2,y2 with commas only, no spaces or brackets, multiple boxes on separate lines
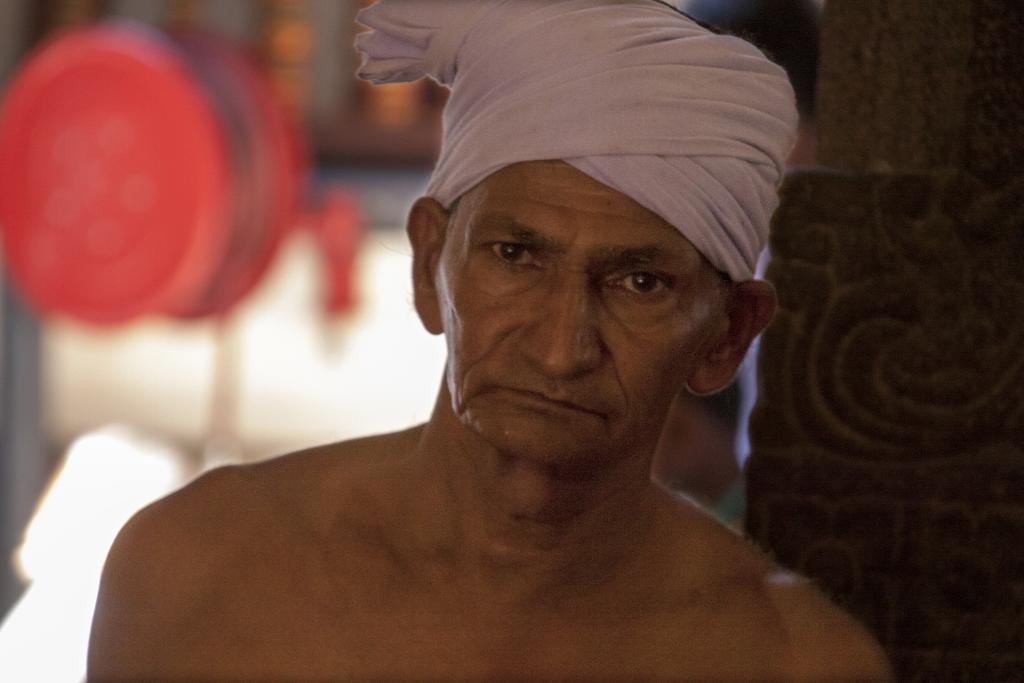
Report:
407,196,449,335
686,279,777,395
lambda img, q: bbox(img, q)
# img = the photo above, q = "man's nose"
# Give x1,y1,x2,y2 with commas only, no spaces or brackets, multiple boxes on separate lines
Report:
521,278,603,379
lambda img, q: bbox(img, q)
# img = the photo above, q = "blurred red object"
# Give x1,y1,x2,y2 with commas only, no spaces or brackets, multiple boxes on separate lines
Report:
309,187,362,316
0,21,356,325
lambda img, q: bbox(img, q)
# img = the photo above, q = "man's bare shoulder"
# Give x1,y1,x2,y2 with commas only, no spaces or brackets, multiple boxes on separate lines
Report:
99,425,420,570
88,427,420,679
109,426,416,545
653,489,778,581
651,492,892,681
765,571,894,681
244,424,422,490
671,506,892,681
88,462,249,678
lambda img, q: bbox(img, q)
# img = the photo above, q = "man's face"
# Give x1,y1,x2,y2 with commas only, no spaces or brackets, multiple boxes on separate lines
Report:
423,161,730,468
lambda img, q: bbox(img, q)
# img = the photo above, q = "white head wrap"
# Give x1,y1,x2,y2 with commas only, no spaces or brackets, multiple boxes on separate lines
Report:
355,0,798,281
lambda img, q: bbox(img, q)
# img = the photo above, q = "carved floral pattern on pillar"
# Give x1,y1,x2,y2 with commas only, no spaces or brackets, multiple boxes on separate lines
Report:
747,169,1024,680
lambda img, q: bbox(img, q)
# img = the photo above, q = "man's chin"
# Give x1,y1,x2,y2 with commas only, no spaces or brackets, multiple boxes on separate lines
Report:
461,407,619,469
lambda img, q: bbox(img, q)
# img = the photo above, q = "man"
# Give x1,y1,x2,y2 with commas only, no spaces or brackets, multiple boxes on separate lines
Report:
89,1,893,680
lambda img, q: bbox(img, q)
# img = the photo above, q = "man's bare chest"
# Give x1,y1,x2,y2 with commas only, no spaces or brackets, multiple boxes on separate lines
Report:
170,562,790,681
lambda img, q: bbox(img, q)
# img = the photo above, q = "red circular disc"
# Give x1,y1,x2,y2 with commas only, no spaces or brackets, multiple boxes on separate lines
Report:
208,35,307,316
167,31,306,319
0,24,231,324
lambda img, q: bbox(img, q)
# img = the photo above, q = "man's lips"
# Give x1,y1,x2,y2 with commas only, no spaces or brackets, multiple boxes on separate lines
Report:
500,388,607,419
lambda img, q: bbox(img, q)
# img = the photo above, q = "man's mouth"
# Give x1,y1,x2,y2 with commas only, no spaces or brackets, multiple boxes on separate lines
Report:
502,388,606,420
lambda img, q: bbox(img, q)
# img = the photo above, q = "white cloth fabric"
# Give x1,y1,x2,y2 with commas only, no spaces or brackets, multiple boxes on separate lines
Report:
356,0,797,280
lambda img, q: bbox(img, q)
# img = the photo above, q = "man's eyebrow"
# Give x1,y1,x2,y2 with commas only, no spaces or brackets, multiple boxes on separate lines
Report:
590,245,700,277
472,213,691,269
593,245,660,268
472,214,562,249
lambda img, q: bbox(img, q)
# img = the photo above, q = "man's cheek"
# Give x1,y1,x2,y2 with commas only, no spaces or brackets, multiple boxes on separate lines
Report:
621,348,692,416
445,311,502,403
457,291,524,350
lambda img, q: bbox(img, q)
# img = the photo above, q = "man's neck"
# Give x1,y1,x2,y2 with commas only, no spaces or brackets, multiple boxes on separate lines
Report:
396,388,663,610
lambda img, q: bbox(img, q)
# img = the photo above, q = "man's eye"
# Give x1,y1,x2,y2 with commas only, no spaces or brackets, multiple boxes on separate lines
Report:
619,271,665,294
492,242,532,265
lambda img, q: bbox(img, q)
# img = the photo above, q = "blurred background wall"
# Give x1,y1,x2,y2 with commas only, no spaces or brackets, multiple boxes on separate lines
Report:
0,0,455,627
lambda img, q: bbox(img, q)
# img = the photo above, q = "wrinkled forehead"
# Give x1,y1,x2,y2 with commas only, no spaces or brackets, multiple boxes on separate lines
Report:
452,160,709,269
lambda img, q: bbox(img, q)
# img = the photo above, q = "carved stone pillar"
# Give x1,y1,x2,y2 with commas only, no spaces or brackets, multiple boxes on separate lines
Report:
745,1,1023,679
